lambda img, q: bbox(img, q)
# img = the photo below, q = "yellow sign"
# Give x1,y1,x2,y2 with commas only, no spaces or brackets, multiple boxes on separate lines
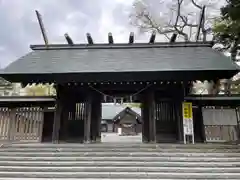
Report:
182,102,193,119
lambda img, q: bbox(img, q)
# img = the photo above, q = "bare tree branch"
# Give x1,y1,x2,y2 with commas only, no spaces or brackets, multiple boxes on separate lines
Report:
179,15,198,27
191,0,202,9
130,0,218,42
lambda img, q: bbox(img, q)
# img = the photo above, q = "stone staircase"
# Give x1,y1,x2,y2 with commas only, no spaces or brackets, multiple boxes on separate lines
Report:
0,143,240,179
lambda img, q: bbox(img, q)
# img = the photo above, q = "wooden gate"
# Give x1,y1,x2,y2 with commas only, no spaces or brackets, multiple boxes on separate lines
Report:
155,101,179,142
0,107,44,142
202,107,239,142
60,102,85,142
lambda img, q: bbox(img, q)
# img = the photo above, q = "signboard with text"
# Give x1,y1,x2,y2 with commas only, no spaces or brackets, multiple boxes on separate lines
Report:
182,102,194,144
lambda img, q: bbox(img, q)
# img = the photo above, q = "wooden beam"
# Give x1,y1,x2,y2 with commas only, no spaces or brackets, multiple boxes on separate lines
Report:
129,32,134,44
35,10,49,47
86,33,94,44
108,32,114,44
64,33,74,45
149,31,156,44
195,6,206,41
170,33,177,43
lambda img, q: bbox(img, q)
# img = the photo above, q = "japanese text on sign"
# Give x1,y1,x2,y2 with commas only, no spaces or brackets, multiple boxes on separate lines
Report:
183,102,193,119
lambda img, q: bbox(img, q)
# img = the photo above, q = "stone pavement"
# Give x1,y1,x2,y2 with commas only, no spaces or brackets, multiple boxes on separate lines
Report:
101,132,142,143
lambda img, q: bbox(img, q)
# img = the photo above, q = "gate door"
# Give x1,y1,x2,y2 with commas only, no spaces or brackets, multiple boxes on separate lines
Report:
60,103,85,142
155,101,179,142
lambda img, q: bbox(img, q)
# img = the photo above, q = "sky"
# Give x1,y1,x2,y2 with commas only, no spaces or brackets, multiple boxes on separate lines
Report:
0,0,224,68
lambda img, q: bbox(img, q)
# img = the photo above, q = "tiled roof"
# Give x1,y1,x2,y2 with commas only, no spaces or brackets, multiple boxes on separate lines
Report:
2,42,239,75
102,103,141,120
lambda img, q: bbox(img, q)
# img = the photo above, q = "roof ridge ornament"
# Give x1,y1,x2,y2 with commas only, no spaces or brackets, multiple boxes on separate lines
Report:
149,31,156,44
170,33,177,43
64,33,74,46
108,32,114,44
129,32,134,44
35,10,49,48
86,33,94,45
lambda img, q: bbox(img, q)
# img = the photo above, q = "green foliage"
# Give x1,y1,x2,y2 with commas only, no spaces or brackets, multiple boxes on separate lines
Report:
213,0,240,47
221,0,240,21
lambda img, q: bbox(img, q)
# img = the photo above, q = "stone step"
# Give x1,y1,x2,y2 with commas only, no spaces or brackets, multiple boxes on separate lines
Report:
1,166,240,173
1,147,240,153
2,143,240,179
0,171,239,179
0,179,236,180
1,160,240,167
0,156,239,162
0,179,237,180
1,151,240,157
5,143,240,149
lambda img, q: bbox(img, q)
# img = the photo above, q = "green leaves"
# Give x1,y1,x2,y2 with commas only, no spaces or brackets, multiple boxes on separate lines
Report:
221,0,240,21
213,0,240,48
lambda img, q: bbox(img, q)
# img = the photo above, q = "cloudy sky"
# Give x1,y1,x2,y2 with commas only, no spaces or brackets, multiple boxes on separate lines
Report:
0,0,224,68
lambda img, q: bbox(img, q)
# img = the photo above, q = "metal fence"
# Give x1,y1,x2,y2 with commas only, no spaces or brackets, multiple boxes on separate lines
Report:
0,107,44,142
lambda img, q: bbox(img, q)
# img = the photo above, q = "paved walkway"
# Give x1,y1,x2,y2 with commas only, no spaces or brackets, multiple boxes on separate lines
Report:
101,133,142,143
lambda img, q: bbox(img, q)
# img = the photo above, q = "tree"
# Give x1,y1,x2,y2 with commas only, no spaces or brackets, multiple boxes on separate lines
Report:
212,0,240,94
213,0,240,61
130,0,223,95
130,0,218,41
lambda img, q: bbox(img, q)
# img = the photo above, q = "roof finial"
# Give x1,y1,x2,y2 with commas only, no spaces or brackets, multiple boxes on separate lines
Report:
170,33,177,43
86,33,94,44
129,32,134,44
35,10,49,48
64,33,74,45
108,32,114,44
149,31,156,44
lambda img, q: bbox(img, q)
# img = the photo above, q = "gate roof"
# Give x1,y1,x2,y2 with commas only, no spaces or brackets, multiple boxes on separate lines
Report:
1,41,239,83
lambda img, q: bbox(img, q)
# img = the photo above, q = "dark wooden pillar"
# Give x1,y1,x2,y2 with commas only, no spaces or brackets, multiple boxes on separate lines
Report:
60,102,70,141
86,92,102,143
7,108,16,141
177,82,189,143
90,93,98,142
52,85,63,143
97,102,102,142
141,88,156,143
177,102,184,142
93,93,102,143
199,106,206,142
141,99,149,143
84,94,92,143
148,89,156,143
